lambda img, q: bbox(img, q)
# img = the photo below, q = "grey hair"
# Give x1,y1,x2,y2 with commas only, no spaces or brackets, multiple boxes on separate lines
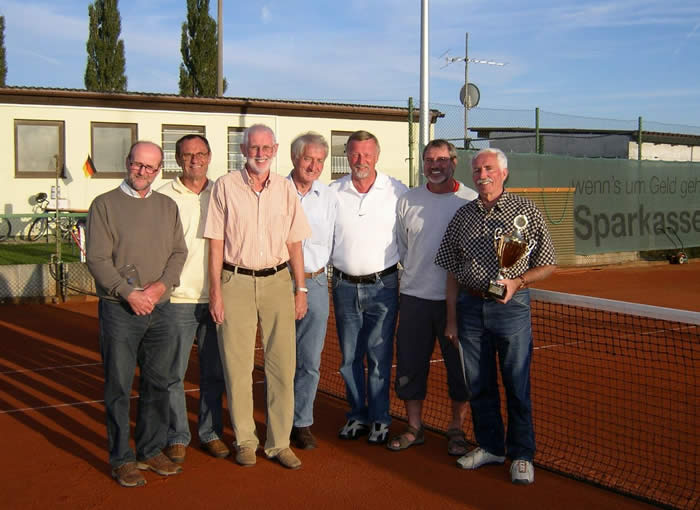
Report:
242,124,277,146
290,132,329,161
472,147,508,169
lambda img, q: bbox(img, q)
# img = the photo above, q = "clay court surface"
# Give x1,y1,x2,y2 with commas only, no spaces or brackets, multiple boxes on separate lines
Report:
0,262,696,509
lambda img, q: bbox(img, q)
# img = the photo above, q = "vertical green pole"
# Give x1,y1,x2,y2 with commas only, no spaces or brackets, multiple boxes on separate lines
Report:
535,107,541,154
408,97,415,188
638,116,643,160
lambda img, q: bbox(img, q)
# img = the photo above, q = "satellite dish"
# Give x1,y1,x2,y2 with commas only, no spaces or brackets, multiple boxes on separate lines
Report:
459,83,480,109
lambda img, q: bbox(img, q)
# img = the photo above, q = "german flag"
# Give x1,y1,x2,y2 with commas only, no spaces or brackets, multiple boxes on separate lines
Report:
83,155,97,177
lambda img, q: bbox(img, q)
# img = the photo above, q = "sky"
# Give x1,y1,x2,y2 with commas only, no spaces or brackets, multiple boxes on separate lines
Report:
1,0,699,133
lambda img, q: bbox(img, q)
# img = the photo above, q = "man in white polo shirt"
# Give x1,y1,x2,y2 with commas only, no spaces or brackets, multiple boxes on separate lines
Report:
157,134,229,465
330,130,408,445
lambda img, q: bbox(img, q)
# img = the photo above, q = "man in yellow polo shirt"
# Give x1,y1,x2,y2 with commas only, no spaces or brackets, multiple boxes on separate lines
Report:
158,135,229,465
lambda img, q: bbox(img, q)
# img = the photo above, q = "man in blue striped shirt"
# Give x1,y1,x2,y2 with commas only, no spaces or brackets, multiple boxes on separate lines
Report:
286,132,338,450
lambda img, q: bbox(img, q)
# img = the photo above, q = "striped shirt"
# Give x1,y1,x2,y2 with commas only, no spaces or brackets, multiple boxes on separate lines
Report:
203,169,311,270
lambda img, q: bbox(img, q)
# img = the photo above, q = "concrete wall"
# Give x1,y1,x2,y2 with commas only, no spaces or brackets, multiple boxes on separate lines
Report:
628,141,700,161
2,103,411,215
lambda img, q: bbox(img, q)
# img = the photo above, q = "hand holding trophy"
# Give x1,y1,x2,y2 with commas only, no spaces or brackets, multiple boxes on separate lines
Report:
486,215,536,300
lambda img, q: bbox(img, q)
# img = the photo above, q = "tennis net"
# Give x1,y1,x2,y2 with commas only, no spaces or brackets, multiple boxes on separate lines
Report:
255,286,699,509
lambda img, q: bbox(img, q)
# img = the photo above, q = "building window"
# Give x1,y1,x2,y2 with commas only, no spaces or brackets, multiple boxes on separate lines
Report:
14,119,65,178
227,127,246,172
162,124,205,174
331,131,352,180
91,122,137,178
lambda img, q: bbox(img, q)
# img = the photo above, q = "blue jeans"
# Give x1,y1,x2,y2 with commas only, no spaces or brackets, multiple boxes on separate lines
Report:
167,303,226,446
457,289,535,461
294,272,330,427
98,299,176,468
332,271,399,425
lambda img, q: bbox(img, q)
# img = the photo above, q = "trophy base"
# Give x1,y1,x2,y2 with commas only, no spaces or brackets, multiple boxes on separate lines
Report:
486,280,506,300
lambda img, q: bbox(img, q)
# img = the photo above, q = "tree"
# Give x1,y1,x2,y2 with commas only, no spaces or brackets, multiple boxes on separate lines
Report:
179,0,226,96
0,16,7,86
84,0,127,92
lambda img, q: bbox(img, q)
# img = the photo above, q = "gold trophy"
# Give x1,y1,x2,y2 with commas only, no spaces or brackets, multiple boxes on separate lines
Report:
486,215,536,299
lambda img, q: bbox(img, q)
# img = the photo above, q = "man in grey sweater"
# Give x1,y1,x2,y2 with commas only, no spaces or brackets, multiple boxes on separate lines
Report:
87,141,187,488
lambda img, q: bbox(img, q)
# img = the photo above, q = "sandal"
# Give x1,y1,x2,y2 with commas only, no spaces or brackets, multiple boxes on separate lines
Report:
386,424,425,451
446,428,469,456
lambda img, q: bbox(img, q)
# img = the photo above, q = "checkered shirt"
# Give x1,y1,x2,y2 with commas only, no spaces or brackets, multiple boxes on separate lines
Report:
435,190,556,290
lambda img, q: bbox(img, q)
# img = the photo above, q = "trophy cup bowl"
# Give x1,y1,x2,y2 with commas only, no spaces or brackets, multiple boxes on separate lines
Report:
486,215,535,299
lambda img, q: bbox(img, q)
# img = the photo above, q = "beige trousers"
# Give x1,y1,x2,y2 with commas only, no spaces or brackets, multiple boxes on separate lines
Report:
218,268,296,456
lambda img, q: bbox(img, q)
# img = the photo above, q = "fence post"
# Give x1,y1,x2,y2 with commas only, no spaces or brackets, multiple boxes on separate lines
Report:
535,107,541,154
408,97,415,187
638,116,643,160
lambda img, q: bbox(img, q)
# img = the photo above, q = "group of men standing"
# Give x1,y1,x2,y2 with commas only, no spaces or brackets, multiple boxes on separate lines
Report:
86,124,555,489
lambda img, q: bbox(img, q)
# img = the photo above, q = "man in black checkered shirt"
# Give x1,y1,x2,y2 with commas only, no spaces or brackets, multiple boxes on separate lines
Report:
435,147,556,485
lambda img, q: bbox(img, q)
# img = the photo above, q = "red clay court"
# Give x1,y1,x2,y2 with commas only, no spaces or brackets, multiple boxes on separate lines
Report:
0,261,697,509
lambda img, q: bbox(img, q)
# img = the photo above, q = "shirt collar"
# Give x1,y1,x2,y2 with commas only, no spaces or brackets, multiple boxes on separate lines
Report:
338,171,387,193
120,179,152,198
476,189,509,212
241,168,271,190
172,176,213,195
286,172,321,197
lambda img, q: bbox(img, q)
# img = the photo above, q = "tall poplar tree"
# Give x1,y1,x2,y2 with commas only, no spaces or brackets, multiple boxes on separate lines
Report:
84,0,127,92
0,17,7,86
179,0,226,96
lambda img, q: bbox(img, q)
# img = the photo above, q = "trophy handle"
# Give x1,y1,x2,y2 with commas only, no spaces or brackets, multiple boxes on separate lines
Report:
493,227,503,241
525,239,537,257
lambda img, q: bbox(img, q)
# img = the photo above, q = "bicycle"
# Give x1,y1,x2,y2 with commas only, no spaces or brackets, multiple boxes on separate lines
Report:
27,192,80,242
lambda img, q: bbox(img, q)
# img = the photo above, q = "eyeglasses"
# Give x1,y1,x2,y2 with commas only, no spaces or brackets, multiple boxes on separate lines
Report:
246,145,275,155
424,157,452,165
128,160,160,174
181,152,210,160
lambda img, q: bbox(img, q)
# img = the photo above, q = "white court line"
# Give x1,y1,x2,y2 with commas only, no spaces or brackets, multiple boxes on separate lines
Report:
0,382,265,415
0,362,102,375
535,341,583,350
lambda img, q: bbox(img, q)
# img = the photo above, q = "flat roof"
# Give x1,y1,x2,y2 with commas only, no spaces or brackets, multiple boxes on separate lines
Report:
0,86,443,123
472,126,700,146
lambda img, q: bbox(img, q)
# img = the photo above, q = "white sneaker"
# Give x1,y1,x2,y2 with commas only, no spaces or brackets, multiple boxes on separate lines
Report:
456,447,506,470
510,459,534,485
367,422,389,444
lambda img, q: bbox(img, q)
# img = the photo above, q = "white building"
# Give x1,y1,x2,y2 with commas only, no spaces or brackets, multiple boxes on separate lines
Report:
2,87,438,216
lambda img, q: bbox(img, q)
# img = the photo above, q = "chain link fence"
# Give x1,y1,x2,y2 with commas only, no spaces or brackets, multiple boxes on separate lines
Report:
0,261,95,302
350,97,700,150
429,102,700,149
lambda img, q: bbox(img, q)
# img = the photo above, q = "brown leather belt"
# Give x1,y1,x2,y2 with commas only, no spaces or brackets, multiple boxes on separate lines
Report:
333,264,398,284
223,262,287,277
304,268,326,279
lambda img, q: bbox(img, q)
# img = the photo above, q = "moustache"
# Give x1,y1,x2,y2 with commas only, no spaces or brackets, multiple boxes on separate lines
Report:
477,178,493,185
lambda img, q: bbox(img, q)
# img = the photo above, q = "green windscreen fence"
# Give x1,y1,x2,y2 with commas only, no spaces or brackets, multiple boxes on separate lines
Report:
456,150,700,255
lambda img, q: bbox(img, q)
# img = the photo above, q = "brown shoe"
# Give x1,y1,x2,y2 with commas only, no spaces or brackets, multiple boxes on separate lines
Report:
164,444,186,464
291,426,317,450
136,452,183,476
235,446,257,467
201,439,230,459
111,462,146,487
272,448,301,470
